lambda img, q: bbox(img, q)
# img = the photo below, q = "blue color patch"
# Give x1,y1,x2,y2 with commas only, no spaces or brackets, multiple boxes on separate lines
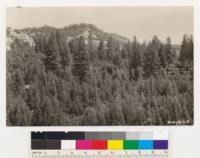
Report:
138,140,153,150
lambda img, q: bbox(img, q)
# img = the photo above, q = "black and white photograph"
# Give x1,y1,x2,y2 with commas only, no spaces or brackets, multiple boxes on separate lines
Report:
6,6,193,126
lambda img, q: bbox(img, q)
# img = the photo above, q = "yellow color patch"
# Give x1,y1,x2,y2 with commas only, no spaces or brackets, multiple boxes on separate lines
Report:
107,140,123,150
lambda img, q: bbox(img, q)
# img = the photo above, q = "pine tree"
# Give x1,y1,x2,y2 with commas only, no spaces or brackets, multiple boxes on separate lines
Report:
179,34,188,68
144,36,161,77
129,36,143,79
72,36,89,82
88,33,97,62
189,36,193,59
121,47,128,59
159,45,167,68
165,37,173,66
106,36,115,60
130,36,142,69
83,107,98,125
8,96,32,126
113,45,122,67
35,35,46,53
40,96,57,125
98,39,105,60
44,33,61,75
109,91,125,125
188,35,193,69
56,30,72,69
179,35,193,69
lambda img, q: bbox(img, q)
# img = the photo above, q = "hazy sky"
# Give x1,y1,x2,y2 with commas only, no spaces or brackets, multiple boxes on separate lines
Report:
7,7,193,44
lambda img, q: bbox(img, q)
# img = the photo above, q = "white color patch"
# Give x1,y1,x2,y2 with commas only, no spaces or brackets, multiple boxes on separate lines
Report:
61,140,76,150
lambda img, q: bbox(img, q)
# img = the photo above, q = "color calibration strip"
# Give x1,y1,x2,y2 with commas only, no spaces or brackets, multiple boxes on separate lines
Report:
31,131,168,150
32,131,168,158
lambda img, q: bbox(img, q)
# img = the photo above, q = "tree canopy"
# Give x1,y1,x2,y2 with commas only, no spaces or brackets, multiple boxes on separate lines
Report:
7,27,193,126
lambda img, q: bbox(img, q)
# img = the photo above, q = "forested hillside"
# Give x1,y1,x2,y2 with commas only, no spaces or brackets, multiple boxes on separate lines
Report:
6,24,193,126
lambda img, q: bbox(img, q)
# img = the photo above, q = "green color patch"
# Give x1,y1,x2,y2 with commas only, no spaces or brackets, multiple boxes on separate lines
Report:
123,140,138,149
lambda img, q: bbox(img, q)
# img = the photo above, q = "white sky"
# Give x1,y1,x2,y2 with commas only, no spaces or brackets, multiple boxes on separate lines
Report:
7,7,193,44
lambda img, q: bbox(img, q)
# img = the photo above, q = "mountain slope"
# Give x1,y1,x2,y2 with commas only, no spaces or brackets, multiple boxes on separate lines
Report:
62,23,129,43
12,23,129,44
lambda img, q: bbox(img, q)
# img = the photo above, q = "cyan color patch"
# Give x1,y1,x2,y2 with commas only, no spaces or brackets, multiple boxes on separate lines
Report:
138,140,153,150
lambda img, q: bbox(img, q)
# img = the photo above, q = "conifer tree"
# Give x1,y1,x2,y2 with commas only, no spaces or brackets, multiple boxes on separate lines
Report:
88,33,97,62
8,96,32,126
121,47,128,59
179,34,188,67
129,36,143,79
73,36,89,82
189,35,193,60
44,33,61,75
56,30,72,68
83,107,98,125
98,39,105,60
106,36,115,60
144,36,161,77
165,37,173,66
159,45,167,68
130,36,142,69
109,91,125,125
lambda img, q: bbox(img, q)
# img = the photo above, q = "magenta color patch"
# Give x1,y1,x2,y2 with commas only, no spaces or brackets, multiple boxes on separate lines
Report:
76,140,92,149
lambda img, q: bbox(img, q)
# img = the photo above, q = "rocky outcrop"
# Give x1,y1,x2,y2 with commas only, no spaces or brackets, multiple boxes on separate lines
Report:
6,28,35,51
